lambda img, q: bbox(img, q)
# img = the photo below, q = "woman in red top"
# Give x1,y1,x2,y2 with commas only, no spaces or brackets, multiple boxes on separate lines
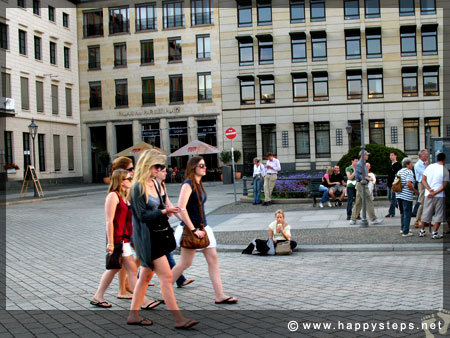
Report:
90,169,159,309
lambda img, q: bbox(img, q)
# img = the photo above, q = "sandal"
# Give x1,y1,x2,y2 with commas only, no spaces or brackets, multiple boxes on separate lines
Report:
90,300,112,308
177,279,195,288
141,300,162,310
215,297,238,304
175,319,199,330
127,319,153,326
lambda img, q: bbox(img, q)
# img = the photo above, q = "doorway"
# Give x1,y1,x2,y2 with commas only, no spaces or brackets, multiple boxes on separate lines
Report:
90,126,107,183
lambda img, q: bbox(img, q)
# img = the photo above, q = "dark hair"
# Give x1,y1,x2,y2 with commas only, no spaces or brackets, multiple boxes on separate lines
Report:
185,156,206,196
437,152,446,162
267,152,273,157
351,155,359,161
111,157,132,175
390,151,398,157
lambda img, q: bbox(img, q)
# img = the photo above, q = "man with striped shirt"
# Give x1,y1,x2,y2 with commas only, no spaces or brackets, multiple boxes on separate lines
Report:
396,158,418,237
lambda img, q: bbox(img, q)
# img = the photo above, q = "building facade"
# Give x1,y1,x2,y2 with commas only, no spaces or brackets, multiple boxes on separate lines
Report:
0,0,82,184
77,0,222,182
220,0,444,175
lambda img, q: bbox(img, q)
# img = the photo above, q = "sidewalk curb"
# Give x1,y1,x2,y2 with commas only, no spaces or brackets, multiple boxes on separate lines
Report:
2,190,105,206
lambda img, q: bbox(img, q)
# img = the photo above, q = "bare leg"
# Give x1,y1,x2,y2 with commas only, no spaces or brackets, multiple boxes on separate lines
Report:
171,248,196,283
128,266,154,324
339,189,346,202
122,256,155,307
93,269,119,302
117,268,132,298
329,189,336,201
433,222,441,233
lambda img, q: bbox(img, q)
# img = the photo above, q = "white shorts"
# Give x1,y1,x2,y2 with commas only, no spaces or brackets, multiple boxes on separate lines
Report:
174,224,217,249
122,242,135,257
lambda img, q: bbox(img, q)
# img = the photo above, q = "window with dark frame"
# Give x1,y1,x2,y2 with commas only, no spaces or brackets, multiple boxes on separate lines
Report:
423,65,439,96
258,75,275,103
34,36,41,60
344,0,359,19
257,0,272,26
420,0,436,15
136,3,156,31
196,34,210,59
48,6,55,22
0,23,7,50
292,72,308,101
169,74,183,103
345,29,361,59
89,81,102,108
141,40,154,64
310,0,326,21
191,0,213,26
88,45,100,69
19,29,26,55
399,0,415,16
294,123,310,158
109,7,129,34
36,80,43,112
346,70,362,99
402,67,418,97
114,42,127,67
312,71,328,100
64,47,70,69
51,84,58,114
238,75,255,104
67,136,74,171
290,0,305,23
198,72,212,101
401,26,416,56
367,68,383,98
38,134,45,171
422,24,438,55
4,131,13,165
21,77,29,110
115,79,128,107
290,32,306,62
142,77,155,105
403,119,419,153
237,0,252,27
33,0,40,15
365,0,380,18
65,87,72,116
424,117,440,149
18,0,25,8
163,1,184,29
366,27,382,58
63,12,69,28
237,35,253,66
83,10,103,37
314,122,330,158
256,34,273,64
168,37,182,62
53,134,60,171
49,41,56,64
369,120,385,145
311,31,327,61
261,124,277,156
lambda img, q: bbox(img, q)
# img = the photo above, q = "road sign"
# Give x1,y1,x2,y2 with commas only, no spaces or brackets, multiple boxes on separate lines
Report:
225,128,237,140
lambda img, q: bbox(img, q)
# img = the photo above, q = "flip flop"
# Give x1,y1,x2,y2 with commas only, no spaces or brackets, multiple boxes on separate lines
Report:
215,297,238,304
148,282,155,286
127,319,153,326
175,319,199,330
177,279,195,288
90,300,112,308
117,294,133,299
141,300,162,310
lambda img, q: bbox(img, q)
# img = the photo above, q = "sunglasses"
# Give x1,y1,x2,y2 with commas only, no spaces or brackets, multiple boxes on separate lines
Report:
197,164,206,169
126,167,134,172
123,177,133,182
154,164,166,170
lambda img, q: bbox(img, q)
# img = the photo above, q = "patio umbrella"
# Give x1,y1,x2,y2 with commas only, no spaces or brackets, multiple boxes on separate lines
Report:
113,141,169,157
168,140,221,157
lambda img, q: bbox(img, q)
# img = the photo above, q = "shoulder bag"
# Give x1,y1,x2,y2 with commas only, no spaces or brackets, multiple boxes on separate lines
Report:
106,192,127,270
275,241,292,255
392,174,402,193
180,187,210,249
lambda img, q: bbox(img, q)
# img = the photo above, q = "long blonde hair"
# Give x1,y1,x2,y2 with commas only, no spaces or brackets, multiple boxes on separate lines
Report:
326,166,334,176
108,169,128,199
131,149,166,202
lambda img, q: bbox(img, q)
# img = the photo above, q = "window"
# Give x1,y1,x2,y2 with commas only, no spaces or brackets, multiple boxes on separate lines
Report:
114,42,126,67
136,3,156,31
345,29,361,59
83,10,103,37
261,124,277,156
237,35,253,66
311,31,327,61
238,75,255,104
38,134,45,171
109,7,129,34
19,29,26,55
23,132,31,169
424,117,440,149
290,0,305,23
369,120,385,145
0,23,8,49
423,65,439,96
36,80,44,112
67,136,74,171
400,26,416,56
142,77,155,105
1,72,11,98
191,0,213,26
257,0,272,26
163,1,184,28
48,6,55,22
257,34,273,64
88,45,100,69
310,0,325,21
89,81,102,108
51,84,58,114
196,35,210,59
64,47,70,68
34,36,41,60
403,119,419,153
344,0,359,19
18,0,25,8
53,134,60,171
294,123,310,158
168,37,182,62
141,40,154,64
4,131,13,166
290,32,306,62
365,0,380,18
115,79,128,107
314,122,330,158
49,41,56,64
399,0,415,16
312,71,328,100
21,77,29,110
346,70,362,99
421,0,436,15
63,12,69,28
422,24,438,55
258,75,275,103
367,68,383,98
169,75,183,103
402,67,418,96
292,73,308,101
65,87,72,116
237,0,252,27
366,27,382,58
33,0,40,15
198,72,212,101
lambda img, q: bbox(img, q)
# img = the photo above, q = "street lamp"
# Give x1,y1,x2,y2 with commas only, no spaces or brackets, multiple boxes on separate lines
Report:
359,82,368,227
345,124,352,151
28,119,38,197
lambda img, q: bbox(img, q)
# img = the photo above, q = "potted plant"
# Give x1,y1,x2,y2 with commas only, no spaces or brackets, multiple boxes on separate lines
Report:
98,150,111,184
5,163,19,174
219,150,242,179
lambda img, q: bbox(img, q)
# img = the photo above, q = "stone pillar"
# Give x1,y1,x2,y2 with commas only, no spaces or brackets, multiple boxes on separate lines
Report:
106,121,114,154
188,116,196,142
160,118,169,152
132,119,140,144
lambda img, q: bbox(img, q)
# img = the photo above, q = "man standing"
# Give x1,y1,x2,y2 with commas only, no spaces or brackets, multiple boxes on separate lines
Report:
419,152,449,239
345,156,359,220
413,149,428,227
386,151,402,218
329,165,347,207
349,151,384,225
263,152,281,206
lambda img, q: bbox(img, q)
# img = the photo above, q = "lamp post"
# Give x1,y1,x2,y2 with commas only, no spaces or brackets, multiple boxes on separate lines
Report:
359,83,368,227
345,124,352,151
28,119,38,197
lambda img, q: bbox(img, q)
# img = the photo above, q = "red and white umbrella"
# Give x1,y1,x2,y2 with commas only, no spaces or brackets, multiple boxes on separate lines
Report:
168,140,221,157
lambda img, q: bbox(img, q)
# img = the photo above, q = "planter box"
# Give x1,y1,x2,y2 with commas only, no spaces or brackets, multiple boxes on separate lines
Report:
7,169,16,174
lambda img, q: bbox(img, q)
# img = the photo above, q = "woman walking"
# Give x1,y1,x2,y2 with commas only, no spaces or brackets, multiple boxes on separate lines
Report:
127,149,198,328
172,156,238,305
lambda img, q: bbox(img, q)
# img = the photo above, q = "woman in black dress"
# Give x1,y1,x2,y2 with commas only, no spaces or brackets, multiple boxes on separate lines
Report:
127,149,198,329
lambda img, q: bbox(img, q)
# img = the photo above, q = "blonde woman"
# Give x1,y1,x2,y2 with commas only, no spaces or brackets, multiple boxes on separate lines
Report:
128,149,198,329
268,209,297,250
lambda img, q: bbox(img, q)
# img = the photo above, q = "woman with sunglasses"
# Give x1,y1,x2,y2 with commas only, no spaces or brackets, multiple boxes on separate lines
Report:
172,157,238,305
127,149,198,328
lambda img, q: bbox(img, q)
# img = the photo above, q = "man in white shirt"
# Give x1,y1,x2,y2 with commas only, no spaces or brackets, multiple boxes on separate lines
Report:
419,152,449,239
413,149,428,227
263,152,281,206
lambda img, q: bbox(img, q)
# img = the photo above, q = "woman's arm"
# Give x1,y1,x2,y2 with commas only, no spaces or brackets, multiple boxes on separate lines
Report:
104,192,119,253
177,183,206,238
131,184,163,222
281,224,291,240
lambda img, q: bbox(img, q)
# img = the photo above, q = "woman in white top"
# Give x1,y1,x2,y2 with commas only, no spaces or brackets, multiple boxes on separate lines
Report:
268,209,297,250
366,162,376,200
252,158,265,205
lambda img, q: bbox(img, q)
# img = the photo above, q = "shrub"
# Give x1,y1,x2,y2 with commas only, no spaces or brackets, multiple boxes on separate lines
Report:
337,144,406,176
219,150,241,164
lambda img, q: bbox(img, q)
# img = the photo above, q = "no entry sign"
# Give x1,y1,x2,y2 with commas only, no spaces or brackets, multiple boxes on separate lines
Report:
225,128,237,140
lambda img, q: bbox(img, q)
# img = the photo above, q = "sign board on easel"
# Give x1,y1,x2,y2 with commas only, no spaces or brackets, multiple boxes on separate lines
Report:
20,165,44,198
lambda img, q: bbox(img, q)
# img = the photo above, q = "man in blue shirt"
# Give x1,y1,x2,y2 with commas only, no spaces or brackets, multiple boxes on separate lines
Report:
413,149,428,227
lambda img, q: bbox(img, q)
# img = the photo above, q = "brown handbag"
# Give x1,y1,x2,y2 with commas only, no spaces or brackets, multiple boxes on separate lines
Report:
180,188,210,249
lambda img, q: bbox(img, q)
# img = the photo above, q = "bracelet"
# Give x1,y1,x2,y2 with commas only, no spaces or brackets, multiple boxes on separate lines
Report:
191,228,197,232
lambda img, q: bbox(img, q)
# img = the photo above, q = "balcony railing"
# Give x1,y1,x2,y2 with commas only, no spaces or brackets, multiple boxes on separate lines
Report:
163,14,184,28
84,24,103,37
110,20,129,34
136,17,157,31
170,91,183,103
142,93,155,105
